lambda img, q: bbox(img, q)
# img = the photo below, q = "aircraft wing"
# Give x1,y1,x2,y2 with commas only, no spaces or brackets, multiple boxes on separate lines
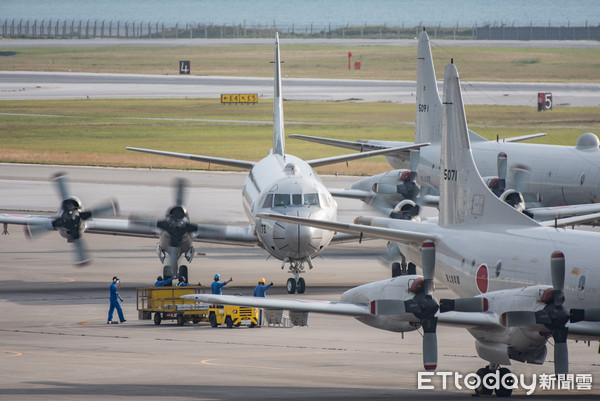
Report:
437,311,502,329
84,218,161,238
306,143,429,168
126,147,255,170
329,188,373,201
502,133,547,143
0,213,52,227
527,204,600,225
182,294,371,316
192,224,259,246
257,213,437,244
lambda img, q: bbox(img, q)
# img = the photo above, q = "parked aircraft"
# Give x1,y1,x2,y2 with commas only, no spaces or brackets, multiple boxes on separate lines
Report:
293,30,600,215
187,62,600,397
125,33,423,293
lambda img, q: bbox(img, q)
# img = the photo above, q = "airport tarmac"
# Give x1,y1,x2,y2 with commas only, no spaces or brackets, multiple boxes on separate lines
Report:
1,165,599,400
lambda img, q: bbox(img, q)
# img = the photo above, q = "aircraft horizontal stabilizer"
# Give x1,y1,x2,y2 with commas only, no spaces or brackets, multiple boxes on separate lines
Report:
502,133,547,143
126,147,255,170
306,143,429,168
182,294,370,316
290,134,393,152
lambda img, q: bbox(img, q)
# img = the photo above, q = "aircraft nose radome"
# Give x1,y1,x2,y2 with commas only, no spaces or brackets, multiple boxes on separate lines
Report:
272,212,324,258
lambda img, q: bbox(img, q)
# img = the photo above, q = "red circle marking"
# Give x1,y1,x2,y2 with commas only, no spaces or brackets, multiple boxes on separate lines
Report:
476,264,488,294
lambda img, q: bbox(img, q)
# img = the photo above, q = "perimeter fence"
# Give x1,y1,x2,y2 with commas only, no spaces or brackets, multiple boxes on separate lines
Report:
1,20,599,40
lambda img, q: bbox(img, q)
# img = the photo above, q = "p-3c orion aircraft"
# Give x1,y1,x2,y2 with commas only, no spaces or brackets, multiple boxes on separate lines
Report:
293,30,600,218
186,62,600,397
126,33,424,293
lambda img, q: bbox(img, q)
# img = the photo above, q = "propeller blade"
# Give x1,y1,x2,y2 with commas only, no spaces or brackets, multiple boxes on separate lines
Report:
512,165,530,194
497,152,507,192
570,307,600,323
422,316,438,371
421,241,435,295
370,299,407,315
83,199,119,220
501,311,537,327
409,149,420,182
439,297,488,313
550,251,565,306
553,326,569,375
174,178,188,206
73,237,91,267
25,218,55,238
51,172,70,201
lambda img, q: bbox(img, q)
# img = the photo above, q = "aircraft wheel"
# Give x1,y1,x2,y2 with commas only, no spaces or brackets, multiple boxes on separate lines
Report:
286,278,296,294
153,313,162,325
209,312,218,328
225,316,234,328
391,262,402,277
495,367,513,398
297,277,306,294
474,367,493,396
178,265,189,282
176,313,186,326
407,262,416,275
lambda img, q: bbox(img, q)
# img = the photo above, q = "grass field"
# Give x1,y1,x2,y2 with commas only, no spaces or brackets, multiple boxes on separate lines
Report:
1,44,600,82
1,42,599,174
2,98,599,175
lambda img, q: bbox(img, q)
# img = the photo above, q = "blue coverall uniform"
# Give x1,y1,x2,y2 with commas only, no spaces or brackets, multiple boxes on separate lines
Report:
155,277,175,287
108,282,125,323
211,281,228,294
253,283,272,297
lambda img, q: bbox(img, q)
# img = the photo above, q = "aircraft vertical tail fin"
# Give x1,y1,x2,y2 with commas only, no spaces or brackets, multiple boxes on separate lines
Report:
272,32,285,156
439,62,538,228
415,30,442,145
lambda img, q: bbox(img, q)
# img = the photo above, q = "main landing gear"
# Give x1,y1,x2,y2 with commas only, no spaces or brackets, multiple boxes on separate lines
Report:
474,364,514,398
282,257,311,294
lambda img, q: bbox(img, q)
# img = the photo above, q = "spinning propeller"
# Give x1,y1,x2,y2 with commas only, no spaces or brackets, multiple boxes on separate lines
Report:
130,178,198,273
26,172,119,266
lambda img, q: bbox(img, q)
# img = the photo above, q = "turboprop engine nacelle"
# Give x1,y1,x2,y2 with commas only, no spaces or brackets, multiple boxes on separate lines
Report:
340,275,429,333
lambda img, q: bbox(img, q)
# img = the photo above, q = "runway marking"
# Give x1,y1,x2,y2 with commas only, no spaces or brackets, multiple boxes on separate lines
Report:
0,350,22,358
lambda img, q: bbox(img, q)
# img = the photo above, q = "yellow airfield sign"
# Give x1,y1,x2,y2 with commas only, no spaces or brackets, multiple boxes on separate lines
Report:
221,94,258,104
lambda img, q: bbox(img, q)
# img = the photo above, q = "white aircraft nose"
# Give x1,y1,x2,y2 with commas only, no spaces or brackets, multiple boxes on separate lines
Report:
272,210,324,259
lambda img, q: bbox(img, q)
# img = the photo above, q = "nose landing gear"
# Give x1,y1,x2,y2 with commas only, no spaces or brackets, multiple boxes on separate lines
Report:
282,257,311,294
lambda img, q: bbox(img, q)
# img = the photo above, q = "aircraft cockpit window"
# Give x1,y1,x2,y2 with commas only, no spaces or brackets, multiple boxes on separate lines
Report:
304,193,320,206
319,193,330,208
274,194,291,207
292,194,303,206
262,193,274,209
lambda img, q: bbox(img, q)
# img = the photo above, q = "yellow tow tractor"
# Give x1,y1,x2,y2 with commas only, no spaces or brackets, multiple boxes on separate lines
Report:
208,304,260,328
137,286,211,326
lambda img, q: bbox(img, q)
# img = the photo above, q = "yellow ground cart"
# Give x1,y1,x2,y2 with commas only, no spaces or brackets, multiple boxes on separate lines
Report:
137,286,210,326
209,304,260,328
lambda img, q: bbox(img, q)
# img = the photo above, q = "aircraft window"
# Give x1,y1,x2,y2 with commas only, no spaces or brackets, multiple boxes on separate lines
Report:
274,194,290,207
292,194,303,206
319,193,330,208
304,193,320,206
262,193,273,209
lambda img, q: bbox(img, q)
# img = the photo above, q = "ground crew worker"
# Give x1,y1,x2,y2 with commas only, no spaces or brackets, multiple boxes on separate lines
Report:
211,273,232,294
178,276,189,286
253,278,273,297
253,278,273,326
155,275,175,287
107,276,126,324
